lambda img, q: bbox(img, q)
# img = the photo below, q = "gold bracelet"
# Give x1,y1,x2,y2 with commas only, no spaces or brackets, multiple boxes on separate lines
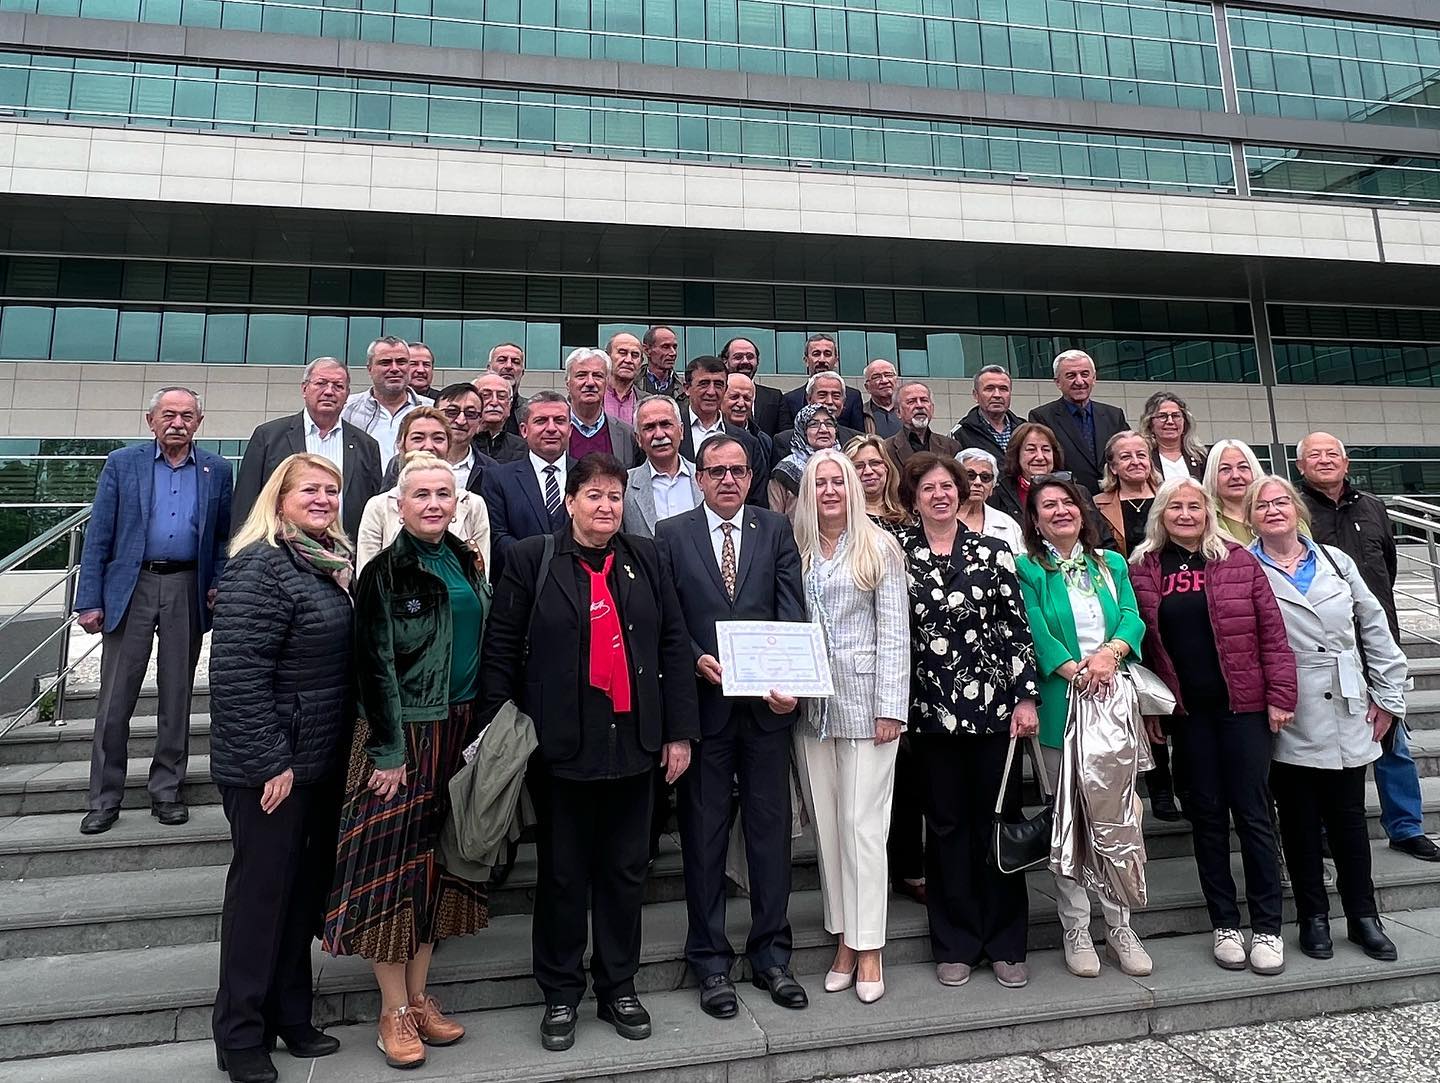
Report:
1103,641,1125,664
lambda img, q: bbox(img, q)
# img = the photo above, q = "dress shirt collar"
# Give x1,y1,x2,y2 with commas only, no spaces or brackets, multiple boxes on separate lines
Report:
648,456,693,481
704,504,745,534
153,440,196,465
571,410,607,439
530,451,565,476
689,408,724,435
304,410,342,439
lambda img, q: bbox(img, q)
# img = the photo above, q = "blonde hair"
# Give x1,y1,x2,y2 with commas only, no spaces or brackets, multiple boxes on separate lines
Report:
1100,430,1162,493
1242,474,1313,535
228,453,346,555
1130,477,1232,564
1202,438,1264,511
395,405,451,453
843,434,907,525
396,451,456,495
793,450,901,591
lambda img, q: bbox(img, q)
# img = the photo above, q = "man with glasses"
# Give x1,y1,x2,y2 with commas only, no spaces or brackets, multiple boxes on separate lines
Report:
885,381,960,465
471,372,529,464
487,342,526,434
379,382,498,493
655,435,808,1021
641,325,682,397
775,333,864,434
679,355,769,507
721,337,782,436
861,358,901,438
342,335,424,469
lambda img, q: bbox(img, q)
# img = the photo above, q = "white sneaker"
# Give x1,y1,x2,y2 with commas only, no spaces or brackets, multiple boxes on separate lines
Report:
1062,927,1101,978
1249,932,1285,975
1104,926,1153,976
1213,928,1247,970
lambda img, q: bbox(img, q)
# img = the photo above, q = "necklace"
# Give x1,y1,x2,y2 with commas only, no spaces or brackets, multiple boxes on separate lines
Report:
1264,544,1306,570
1122,496,1151,514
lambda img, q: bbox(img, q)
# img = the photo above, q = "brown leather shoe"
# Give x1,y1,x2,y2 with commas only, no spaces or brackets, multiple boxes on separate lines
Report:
376,1007,426,1069
409,993,465,1046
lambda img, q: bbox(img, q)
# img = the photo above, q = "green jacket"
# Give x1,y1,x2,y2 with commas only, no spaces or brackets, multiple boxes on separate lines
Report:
1014,548,1145,748
353,530,490,769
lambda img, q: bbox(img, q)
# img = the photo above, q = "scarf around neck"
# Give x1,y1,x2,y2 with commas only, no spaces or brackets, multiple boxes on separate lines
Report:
584,551,632,712
281,524,354,592
1045,539,1094,597
777,403,836,484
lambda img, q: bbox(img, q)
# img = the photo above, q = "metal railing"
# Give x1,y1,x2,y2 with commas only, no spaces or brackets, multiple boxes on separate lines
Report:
0,507,94,741
1386,496,1440,649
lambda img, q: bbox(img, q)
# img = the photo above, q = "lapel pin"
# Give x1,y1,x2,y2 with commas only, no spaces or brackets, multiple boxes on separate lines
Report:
625,564,635,579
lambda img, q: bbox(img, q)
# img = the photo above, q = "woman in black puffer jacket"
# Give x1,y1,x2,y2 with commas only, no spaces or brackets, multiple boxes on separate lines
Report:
208,453,355,1083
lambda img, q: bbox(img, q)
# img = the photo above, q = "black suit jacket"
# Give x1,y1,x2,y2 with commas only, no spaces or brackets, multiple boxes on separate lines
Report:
1027,397,1130,494
751,383,785,437
381,450,497,494
654,505,805,737
233,413,382,541
776,384,864,434
479,530,700,768
480,456,574,579
678,418,771,509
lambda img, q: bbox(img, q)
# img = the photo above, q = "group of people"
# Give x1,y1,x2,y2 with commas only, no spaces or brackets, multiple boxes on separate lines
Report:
69,333,1431,1083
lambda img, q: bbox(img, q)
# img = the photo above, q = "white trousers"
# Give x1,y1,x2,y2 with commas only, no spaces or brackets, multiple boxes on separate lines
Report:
1042,745,1130,933
794,732,899,951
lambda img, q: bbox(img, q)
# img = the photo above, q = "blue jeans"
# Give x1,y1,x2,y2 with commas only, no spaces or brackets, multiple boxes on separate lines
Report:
1375,724,1425,842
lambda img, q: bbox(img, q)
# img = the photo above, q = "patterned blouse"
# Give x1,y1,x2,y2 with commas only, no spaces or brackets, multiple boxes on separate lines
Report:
896,524,1041,736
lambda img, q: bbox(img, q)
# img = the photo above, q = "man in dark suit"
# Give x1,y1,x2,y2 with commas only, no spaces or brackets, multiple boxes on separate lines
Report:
679,356,770,507
480,390,573,579
74,387,232,835
232,358,383,541
471,372,530,464
721,336,783,437
774,334,864,433
654,435,809,1019
1027,350,1129,494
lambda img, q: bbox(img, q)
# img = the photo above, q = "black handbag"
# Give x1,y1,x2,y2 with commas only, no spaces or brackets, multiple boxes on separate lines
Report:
989,733,1054,875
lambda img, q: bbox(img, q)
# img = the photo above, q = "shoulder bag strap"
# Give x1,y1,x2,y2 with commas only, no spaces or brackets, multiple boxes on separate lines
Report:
994,733,1052,816
522,533,556,660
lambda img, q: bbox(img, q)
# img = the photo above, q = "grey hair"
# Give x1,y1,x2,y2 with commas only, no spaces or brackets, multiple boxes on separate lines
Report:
1052,349,1095,378
957,447,999,474
517,389,568,426
972,364,1011,392
564,346,610,378
366,335,409,363
804,332,839,359
635,394,682,426
805,371,846,398
303,356,347,383
487,342,524,364
1297,432,1349,460
147,386,203,414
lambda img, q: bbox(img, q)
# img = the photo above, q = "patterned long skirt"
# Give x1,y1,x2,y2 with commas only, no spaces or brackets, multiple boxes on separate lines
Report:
322,703,488,963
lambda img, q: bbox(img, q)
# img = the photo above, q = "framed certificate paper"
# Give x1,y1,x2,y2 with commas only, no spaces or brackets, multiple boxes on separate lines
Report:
715,620,835,698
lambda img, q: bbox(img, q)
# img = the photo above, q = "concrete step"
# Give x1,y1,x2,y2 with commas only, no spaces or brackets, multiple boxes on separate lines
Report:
3,889,1440,1069
1410,657,1440,692
1404,689,1440,731
0,716,211,765
0,754,219,815
1400,633,1440,660
52,681,210,722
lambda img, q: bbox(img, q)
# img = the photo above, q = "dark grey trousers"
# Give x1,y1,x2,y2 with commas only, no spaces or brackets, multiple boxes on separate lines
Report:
87,569,202,812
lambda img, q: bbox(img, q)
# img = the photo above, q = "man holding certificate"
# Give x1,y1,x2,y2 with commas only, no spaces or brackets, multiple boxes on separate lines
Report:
655,435,809,1020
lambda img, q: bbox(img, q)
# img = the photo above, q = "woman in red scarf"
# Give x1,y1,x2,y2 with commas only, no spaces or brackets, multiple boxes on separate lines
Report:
478,453,700,1054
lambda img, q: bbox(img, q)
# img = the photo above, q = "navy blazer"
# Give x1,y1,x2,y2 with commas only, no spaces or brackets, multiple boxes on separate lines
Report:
1027,397,1130,495
677,420,770,509
76,443,233,634
480,455,574,578
654,504,806,737
776,384,864,434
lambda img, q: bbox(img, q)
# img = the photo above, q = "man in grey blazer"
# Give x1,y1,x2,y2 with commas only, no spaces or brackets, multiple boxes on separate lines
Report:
623,396,701,539
232,358,384,541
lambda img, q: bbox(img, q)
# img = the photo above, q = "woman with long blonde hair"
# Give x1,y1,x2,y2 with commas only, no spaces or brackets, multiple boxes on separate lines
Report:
844,434,907,529
1203,438,1265,543
790,449,909,1004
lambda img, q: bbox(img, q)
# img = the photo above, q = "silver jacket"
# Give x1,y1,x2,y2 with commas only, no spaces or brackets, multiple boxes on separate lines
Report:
1259,544,1408,770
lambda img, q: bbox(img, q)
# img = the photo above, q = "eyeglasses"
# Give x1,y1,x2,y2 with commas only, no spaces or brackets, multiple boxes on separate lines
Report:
1152,411,1184,423
964,471,995,483
1030,471,1074,484
806,420,838,430
440,407,483,420
1254,496,1294,512
701,465,752,480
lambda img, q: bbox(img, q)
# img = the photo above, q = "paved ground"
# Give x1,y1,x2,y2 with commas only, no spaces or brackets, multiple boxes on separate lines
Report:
828,999,1440,1082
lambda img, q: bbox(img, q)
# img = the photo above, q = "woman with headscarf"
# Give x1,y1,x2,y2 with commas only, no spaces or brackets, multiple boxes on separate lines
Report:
769,403,838,518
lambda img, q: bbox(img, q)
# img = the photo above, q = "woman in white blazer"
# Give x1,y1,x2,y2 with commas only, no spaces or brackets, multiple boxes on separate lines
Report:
1247,475,1408,965
356,437,491,577
791,449,910,1005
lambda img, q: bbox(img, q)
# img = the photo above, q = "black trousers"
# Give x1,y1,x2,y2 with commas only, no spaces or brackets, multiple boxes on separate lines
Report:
1172,709,1283,934
1271,761,1377,922
213,779,341,1052
887,734,926,884
914,731,1028,965
1144,729,1189,802
648,767,674,861
677,710,793,979
531,769,653,1008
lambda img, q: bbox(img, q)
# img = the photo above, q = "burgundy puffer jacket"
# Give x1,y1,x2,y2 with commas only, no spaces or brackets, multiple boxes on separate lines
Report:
1129,540,1297,716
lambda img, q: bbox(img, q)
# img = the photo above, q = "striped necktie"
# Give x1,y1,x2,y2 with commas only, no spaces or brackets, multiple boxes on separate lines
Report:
543,464,561,521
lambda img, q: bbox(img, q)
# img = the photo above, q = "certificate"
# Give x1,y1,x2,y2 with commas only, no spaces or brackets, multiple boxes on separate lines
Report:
716,620,835,698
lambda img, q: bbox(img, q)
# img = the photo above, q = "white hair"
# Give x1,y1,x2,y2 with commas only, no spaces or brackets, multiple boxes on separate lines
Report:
1297,432,1348,460
1052,349,1095,379
1202,438,1265,509
1130,477,1232,564
957,447,998,474
147,386,204,414
805,371,846,398
302,356,347,383
635,394,682,426
396,451,456,495
564,346,611,378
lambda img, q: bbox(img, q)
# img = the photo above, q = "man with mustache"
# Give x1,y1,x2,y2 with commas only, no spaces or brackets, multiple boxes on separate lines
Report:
470,373,529,464
76,387,233,835
623,396,700,539
885,381,960,465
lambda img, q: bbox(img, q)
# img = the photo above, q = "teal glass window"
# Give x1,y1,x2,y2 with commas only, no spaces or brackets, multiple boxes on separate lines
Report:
51,307,119,361
0,306,53,359
1248,145,1440,205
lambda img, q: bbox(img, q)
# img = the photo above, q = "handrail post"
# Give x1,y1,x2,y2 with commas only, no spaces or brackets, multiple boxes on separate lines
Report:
53,525,81,726
1429,531,1440,615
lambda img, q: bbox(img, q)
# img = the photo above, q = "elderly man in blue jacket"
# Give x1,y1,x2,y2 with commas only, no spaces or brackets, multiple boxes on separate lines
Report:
74,386,232,836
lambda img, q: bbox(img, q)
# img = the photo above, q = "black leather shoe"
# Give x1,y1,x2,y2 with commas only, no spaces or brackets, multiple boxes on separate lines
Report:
1299,915,1333,960
1149,790,1184,823
215,1046,278,1083
597,994,651,1040
1347,916,1399,961
79,809,119,835
752,966,808,1009
487,837,522,889
540,1004,577,1052
698,973,738,1019
1390,835,1440,862
274,1023,340,1058
151,800,188,826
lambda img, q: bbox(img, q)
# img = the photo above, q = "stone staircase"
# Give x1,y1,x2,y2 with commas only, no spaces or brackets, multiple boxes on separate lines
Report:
3,642,1440,1080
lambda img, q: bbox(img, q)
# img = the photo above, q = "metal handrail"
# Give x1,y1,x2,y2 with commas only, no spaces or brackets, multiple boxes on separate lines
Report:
1384,497,1440,648
0,507,90,576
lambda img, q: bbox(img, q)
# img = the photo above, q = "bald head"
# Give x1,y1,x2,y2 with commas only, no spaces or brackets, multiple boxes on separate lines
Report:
724,372,756,428
1297,431,1349,497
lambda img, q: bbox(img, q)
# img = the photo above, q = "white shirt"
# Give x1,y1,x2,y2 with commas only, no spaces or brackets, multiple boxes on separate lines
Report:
341,389,420,469
688,407,726,456
981,505,1025,555
529,452,566,503
703,504,745,571
1159,452,1191,482
650,458,699,523
450,449,474,492
303,410,345,472
1058,542,1107,655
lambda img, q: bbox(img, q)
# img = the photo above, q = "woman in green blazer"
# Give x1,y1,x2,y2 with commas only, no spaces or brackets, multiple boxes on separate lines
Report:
1014,475,1149,983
